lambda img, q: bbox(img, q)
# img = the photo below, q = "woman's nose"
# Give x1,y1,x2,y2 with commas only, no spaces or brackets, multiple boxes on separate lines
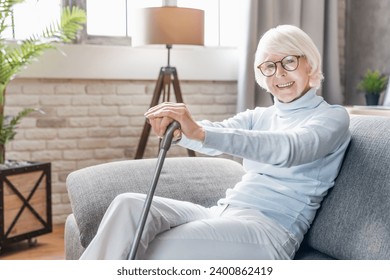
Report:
275,62,286,77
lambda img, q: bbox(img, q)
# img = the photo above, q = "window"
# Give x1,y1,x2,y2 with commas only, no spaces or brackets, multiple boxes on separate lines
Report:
6,0,241,47
3,0,61,40
175,0,241,47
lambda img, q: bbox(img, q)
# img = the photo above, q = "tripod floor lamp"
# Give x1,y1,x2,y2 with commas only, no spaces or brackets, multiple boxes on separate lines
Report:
132,6,204,159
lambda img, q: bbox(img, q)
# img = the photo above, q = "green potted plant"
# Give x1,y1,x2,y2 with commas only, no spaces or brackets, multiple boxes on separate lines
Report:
357,69,388,106
0,0,86,164
0,0,86,252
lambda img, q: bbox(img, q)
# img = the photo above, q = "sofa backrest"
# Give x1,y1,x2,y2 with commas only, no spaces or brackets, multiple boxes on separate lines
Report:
305,115,390,259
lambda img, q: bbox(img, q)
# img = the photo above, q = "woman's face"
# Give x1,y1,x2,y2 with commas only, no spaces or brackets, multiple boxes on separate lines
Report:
261,54,312,103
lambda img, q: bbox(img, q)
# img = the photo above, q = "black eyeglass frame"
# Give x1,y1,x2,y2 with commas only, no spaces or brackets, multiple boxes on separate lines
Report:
257,55,304,77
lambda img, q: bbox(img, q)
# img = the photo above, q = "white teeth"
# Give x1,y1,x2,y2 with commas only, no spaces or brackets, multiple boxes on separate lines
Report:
277,81,294,88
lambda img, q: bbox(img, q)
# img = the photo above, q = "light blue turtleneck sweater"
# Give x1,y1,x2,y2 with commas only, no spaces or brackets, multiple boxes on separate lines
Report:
179,89,351,243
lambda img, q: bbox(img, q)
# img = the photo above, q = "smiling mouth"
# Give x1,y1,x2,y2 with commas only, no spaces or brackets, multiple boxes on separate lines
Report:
276,81,294,88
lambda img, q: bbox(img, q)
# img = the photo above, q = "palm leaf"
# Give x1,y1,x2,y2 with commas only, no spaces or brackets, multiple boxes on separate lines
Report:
0,39,53,85
0,107,36,145
41,6,86,42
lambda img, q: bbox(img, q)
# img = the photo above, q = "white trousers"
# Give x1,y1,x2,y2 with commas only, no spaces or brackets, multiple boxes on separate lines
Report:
79,193,299,260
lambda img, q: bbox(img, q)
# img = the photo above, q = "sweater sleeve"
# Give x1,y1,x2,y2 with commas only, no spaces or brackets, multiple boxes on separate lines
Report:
179,106,351,167
178,109,258,156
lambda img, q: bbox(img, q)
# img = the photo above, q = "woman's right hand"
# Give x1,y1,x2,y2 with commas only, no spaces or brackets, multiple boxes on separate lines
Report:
144,102,205,142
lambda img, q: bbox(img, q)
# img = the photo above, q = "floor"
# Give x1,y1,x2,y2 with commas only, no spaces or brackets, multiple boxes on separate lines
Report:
0,224,65,260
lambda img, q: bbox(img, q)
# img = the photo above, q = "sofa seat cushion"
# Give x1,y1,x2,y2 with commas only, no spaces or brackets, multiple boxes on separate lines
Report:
294,245,335,260
304,116,390,259
66,157,245,248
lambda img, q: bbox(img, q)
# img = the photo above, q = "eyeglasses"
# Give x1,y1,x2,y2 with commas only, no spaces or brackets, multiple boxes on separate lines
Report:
257,55,303,77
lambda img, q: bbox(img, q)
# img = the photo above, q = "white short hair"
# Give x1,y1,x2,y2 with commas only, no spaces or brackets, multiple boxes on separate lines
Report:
254,25,324,91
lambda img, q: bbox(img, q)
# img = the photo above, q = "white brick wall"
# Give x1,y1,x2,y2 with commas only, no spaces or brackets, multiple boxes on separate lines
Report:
4,78,237,224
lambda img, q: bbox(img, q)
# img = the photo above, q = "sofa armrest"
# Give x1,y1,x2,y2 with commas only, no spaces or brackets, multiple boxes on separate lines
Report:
64,214,85,259
66,157,245,248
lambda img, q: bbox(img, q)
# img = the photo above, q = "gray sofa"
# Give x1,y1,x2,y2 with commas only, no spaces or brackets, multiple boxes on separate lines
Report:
65,115,390,260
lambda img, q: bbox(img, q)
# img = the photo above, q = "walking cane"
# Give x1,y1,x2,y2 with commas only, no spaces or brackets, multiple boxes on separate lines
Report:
128,120,181,260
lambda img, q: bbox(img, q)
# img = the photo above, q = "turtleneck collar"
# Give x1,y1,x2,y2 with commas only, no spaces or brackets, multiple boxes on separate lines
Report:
273,88,324,117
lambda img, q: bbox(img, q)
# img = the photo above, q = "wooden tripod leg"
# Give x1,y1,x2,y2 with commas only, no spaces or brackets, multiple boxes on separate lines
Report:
171,68,183,103
135,67,196,159
162,72,171,102
171,69,196,157
135,69,165,159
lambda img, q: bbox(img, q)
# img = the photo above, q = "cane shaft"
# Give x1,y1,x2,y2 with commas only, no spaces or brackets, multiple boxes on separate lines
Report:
128,149,167,260
128,121,180,260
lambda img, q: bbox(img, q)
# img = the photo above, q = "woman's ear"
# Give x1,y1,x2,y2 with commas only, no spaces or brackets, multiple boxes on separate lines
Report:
308,72,322,89
306,61,323,89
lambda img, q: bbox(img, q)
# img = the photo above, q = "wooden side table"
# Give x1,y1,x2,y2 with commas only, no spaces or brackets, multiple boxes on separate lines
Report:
0,161,52,253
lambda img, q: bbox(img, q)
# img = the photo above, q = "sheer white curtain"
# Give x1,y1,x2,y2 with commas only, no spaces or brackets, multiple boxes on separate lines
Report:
237,0,342,112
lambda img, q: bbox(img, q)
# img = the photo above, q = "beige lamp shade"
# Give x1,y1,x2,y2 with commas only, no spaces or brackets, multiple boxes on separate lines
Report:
132,7,204,46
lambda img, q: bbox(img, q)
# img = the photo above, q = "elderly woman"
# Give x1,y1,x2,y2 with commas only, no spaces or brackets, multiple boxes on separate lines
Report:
80,25,351,260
